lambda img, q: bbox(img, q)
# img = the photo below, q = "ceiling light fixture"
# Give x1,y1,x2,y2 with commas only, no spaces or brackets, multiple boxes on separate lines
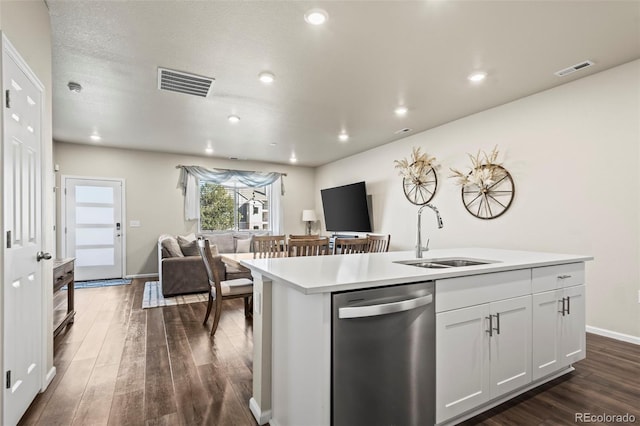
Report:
205,147,214,154
290,155,298,163
394,106,408,116
90,134,101,142
304,8,328,25
338,132,349,142
258,71,275,84
468,71,487,82
67,81,82,93
228,115,241,123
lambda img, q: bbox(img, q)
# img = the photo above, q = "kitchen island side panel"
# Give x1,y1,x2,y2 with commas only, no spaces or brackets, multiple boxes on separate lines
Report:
271,279,332,426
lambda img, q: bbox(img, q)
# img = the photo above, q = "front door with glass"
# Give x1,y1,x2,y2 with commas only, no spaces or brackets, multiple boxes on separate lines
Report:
64,177,124,281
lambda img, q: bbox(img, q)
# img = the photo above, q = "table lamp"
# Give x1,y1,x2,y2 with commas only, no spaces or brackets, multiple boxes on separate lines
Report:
302,210,317,235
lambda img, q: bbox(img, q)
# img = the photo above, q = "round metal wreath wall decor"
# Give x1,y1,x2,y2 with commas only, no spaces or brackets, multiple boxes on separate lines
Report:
449,146,515,220
394,146,438,205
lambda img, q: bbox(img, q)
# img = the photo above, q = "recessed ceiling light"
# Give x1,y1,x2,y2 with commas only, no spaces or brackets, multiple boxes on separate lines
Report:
258,71,275,84
468,71,487,82
304,8,328,25
394,106,408,116
228,115,240,123
290,155,298,163
205,147,214,154
90,134,101,142
338,132,349,142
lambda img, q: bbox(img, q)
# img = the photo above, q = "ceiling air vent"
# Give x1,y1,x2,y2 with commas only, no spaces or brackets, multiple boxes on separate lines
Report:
157,67,214,97
554,60,594,77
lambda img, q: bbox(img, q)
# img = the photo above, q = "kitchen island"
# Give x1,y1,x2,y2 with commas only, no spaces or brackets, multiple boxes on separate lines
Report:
241,248,593,426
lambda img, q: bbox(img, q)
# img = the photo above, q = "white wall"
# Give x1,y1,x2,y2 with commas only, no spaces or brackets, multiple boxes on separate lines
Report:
54,142,316,276
316,60,640,339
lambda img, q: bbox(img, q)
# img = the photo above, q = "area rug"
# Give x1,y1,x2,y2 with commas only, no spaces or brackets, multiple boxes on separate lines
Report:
142,281,208,309
70,278,131,289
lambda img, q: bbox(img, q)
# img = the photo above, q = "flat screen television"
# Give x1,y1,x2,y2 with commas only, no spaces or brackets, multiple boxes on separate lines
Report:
321,181,372,233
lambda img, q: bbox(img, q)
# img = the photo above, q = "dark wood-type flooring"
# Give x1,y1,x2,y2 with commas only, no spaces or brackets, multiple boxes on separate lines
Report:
20,278,640,425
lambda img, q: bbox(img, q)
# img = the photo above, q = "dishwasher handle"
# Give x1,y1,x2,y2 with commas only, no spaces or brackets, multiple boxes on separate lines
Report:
338,293,433,319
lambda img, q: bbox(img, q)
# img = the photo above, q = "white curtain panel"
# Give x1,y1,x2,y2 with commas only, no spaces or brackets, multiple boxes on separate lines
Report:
184,173,200,221
268,177,283,234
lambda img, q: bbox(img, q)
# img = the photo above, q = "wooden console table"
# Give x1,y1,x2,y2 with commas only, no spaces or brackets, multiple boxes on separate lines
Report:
53,258,75,337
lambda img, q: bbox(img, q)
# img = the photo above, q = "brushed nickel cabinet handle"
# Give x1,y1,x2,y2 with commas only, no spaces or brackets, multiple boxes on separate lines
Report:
558,274,572,279
486,315,493,337
558,297,566,316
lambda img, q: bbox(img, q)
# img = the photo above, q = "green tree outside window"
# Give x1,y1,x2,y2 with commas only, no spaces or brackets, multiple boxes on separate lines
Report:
200,183,235,230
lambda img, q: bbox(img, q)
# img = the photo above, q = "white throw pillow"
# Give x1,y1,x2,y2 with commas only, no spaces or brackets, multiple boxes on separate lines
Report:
236,238,251,253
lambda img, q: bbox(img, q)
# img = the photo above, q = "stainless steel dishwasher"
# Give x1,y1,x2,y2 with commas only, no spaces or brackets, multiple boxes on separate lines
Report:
332,281,435,426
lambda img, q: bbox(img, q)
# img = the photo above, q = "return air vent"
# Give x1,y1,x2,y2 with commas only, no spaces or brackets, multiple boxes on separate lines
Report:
157,67,214,97
554,60,594,77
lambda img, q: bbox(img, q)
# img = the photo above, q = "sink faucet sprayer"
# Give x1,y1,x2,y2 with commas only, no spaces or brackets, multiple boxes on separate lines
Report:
416,204,444,258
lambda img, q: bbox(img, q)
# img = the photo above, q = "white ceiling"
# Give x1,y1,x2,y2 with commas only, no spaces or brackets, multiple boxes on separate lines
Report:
49,1,640,167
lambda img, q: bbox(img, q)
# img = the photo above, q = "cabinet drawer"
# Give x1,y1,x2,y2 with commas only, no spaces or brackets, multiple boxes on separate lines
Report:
532,263,584,293
436,269,531,312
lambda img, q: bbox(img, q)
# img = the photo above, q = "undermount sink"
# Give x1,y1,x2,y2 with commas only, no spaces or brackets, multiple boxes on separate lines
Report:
428,259,491,267
400,261,451,269
395,257,496,269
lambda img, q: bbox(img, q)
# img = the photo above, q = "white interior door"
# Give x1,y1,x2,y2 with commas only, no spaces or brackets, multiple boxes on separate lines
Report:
64,178,123,281
3,37,44,426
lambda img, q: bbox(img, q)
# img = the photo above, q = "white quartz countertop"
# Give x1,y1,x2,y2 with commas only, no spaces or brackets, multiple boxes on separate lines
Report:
240,248,593,294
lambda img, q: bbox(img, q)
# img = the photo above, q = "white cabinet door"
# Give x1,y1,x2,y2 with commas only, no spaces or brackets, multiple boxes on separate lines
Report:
532,290,562,380
489,295,532,398
436,304,491,424
561,285,586,365
532,285,586,381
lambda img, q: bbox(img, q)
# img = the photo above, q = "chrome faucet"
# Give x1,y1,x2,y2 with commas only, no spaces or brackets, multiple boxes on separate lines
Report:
417,204,444,258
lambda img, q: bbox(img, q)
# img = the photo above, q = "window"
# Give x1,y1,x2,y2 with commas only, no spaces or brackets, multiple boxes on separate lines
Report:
199,182,270,232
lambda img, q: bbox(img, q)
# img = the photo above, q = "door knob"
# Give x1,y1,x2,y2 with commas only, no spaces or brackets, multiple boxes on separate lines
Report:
36,251,52,262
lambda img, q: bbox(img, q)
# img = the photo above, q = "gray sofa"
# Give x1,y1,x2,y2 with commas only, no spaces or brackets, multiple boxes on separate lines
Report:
158,232,254,297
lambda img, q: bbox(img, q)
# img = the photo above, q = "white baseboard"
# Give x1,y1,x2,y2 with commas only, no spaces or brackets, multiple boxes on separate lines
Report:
587,325,640,345
43,366,56,391
125,273,158,279
249,397,272,425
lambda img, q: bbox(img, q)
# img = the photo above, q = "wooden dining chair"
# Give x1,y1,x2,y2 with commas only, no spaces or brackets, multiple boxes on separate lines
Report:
288,237,331,257
367,234,391,252
333,237,369,255
197,239,253,337
288,234,321,240
253,235,287,258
